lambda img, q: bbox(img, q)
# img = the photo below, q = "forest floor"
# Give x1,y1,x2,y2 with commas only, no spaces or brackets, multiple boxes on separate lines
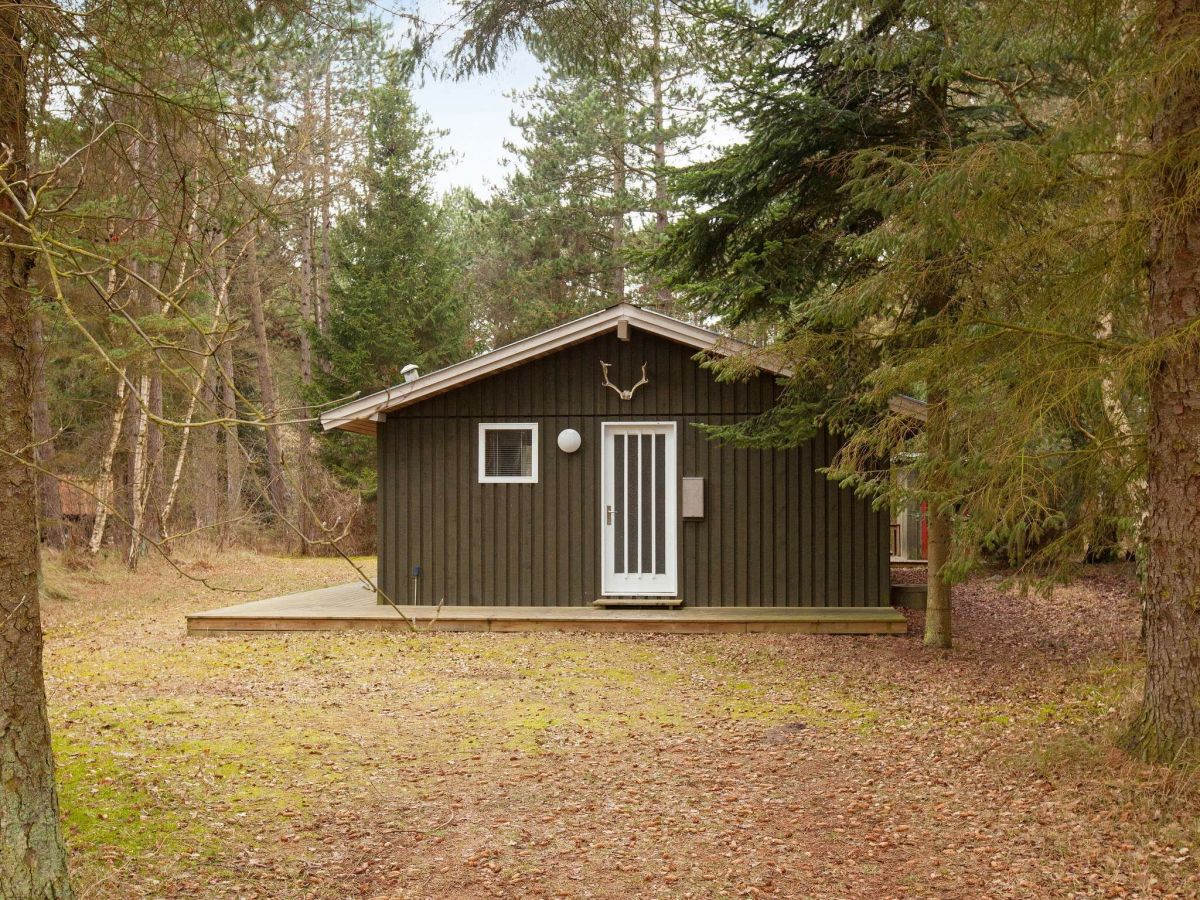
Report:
40,549,1200,899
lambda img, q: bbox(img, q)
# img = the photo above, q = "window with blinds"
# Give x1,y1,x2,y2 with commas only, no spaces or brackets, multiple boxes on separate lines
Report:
478,423,538,483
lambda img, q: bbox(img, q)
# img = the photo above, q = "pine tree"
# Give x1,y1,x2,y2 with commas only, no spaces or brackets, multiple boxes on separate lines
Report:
452,67,642,346
449,0,708,342
1,2,73,888
313,55,469,487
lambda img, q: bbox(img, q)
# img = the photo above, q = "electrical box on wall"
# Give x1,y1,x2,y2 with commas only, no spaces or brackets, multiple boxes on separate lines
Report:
681,477,704,519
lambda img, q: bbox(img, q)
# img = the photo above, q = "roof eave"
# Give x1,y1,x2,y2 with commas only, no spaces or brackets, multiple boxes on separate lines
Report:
319,303,792,434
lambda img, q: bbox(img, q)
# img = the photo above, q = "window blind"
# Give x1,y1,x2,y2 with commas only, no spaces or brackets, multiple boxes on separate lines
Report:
483,427,533,478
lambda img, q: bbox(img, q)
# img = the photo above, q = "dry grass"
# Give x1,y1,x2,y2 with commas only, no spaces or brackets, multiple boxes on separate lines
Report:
39,551,1200,898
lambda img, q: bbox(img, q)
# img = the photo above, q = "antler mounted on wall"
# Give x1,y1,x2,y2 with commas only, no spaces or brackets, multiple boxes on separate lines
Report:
600,361,649,401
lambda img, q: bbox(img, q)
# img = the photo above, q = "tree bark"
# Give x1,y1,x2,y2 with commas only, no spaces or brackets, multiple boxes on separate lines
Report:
318,61,333,334
88,372,128,554
191,235,230,537
910,71,956,649
610,146,626,302
923,387,952,649
650,0,672,313
218,338,241,530
192,357,220,533
28,41,63,550
126,372,150,566
925,509,952,648
0,0,73,890
1121,0,1200,762
144,372,163,543
161,284,227,537
159,371,202,537
110,403,135,554
214,242,241,535
242,232,288,516
30,310,64,548
297,207,315,553
299,211,314,389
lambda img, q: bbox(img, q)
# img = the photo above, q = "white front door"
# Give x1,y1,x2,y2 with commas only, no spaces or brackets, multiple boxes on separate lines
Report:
601,422,678,596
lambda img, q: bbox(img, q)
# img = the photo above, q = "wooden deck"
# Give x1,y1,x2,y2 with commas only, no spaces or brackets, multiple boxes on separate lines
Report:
186,582,908,636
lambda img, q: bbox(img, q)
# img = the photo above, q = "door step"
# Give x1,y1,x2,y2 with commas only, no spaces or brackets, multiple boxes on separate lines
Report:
890,584,927,609
594,597,684,609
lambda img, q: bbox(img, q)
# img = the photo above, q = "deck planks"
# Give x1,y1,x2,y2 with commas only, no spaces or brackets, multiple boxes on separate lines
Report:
185,582,908,636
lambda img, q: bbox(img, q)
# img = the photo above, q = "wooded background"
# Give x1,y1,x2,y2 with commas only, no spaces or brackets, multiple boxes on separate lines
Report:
4,3,1200,892
18,0,724,565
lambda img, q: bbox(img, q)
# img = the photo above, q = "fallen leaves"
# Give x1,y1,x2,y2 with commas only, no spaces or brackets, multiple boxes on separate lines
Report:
36,552,1200,898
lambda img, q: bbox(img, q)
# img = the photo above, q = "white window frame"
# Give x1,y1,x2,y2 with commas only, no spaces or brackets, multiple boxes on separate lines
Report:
478,423,539,484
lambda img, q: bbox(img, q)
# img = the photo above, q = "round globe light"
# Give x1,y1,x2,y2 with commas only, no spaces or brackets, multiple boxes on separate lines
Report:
557,428,582,453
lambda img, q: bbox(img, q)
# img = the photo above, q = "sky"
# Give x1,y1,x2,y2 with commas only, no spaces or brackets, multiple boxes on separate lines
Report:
396,1,738,198
402,2,544,197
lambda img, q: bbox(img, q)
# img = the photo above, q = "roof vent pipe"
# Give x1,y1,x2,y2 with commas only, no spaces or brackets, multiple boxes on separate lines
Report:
401,364,420,384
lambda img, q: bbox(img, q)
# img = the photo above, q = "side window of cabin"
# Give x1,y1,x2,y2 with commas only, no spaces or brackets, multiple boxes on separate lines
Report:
478,424,538,483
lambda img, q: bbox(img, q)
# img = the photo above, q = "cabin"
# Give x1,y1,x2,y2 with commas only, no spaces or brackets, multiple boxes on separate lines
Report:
891,464,928,563
320,303,894,618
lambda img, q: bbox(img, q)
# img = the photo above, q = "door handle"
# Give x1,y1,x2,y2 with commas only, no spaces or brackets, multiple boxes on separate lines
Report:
606,505,613,525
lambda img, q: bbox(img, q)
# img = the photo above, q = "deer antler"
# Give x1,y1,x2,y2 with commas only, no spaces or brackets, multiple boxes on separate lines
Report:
628,363,649,397
600,361,618,395
600,361,649,401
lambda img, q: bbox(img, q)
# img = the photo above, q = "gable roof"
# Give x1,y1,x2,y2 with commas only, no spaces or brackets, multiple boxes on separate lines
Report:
320,303,792,435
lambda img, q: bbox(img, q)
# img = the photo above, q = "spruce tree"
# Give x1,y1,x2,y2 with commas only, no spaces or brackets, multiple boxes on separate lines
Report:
1121,0,1200,762
650,1,988,647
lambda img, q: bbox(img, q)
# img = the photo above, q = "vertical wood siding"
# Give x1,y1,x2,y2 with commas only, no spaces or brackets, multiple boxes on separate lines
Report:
377,329,889,607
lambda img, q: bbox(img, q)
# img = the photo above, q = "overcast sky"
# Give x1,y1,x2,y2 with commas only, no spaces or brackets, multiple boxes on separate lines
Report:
401,0,543,198
397,2,736,198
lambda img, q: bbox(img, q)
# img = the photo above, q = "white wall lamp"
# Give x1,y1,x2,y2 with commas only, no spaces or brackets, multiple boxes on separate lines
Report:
557,428,582,453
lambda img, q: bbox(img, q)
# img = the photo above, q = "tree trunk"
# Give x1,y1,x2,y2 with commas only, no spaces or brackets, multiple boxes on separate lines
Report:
159,371,202,537
126,373,150,566
0,0,74,890
219,338,241,532
610,149,626,302
1120,0,1200,763
28,40,63,550
1097,312,1145,558
192,359,220,534
923,387,952,649
161,284,228,537
299,212,314,388
242,232,288,516
318,62,333,334
124,120,159,567
191,235,230,537
88,372,128,554
144,372,163,544
925,509,952,649
30,310,64,548
297,208,315,553
214,239,241,536
112,392,139,555
651,0,672,313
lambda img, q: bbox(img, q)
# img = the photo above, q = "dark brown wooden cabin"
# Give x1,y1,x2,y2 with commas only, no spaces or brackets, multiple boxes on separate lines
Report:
320,304,889,609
